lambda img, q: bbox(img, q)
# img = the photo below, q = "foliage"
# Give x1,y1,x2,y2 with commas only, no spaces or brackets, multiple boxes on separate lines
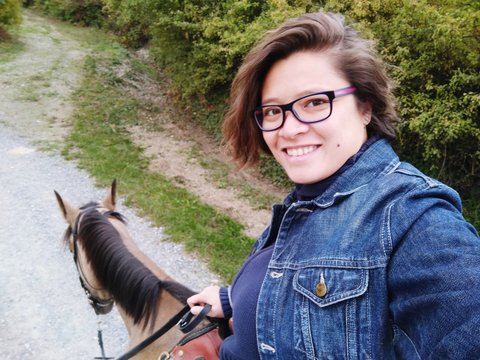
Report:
101,0,163,47
30,0,104,26
324,0,479,224
0,0,21,40
149,0,316,98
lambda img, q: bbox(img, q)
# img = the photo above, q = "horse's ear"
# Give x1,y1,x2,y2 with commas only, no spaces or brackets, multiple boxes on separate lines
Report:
54,191,79,226
102,179,116,211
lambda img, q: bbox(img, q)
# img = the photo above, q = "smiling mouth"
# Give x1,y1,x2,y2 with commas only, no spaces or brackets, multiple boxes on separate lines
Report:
285,145,319,157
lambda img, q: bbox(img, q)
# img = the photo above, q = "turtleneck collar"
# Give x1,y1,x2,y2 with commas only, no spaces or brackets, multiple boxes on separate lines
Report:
294,136,380,201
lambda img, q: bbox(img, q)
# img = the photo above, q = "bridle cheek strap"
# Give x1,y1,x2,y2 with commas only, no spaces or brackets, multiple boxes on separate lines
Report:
72,211,114,315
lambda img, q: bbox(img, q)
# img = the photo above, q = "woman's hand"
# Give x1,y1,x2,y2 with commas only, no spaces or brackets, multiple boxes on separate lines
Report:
187,285,224,317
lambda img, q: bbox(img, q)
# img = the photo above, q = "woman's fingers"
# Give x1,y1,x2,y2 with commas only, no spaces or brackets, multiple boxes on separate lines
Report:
187,285,223,317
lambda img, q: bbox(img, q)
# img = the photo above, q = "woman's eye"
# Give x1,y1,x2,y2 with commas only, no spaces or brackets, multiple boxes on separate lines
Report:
263,107,281,117
305,97,327,107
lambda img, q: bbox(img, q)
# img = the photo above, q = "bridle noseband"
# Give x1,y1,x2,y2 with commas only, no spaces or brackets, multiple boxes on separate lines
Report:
71,206,114,315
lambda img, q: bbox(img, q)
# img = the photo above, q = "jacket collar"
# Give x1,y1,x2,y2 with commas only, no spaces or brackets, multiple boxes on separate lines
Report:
284,138,400,208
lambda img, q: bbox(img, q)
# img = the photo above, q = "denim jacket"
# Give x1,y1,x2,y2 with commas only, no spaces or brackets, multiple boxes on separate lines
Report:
252,139,480,359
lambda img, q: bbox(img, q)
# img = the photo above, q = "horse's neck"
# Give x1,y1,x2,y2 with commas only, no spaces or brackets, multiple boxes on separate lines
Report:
117,291,185,358
111,219,186,357
112,219,172,281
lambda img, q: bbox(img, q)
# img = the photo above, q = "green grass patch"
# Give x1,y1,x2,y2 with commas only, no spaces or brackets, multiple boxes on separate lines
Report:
64,37,253,283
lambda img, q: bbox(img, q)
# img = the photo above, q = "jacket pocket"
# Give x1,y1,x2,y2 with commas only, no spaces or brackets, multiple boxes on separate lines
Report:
292,266,370,360
293,266,368,306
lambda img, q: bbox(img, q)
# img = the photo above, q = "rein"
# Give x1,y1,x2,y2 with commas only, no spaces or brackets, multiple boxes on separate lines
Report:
115,304,211,360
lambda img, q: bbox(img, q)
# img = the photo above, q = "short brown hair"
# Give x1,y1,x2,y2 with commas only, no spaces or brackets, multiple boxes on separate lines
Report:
222,12,398,168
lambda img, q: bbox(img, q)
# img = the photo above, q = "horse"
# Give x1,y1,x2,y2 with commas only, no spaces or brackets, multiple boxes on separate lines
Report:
54,180,200,359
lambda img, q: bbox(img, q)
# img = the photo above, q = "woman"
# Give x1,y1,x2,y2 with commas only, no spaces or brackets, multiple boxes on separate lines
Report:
187,12,480,359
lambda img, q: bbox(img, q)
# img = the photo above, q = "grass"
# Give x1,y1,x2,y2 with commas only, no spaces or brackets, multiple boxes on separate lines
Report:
62,36,254,282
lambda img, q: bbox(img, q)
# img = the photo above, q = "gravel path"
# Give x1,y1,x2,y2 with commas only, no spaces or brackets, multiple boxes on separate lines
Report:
0,11,220,360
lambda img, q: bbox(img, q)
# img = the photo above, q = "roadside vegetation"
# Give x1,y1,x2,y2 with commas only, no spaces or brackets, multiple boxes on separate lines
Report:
0,0,21,39
0,34,23,63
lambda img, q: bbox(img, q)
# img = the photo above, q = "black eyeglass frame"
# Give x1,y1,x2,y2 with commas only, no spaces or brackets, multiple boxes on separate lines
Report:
253,86,358,132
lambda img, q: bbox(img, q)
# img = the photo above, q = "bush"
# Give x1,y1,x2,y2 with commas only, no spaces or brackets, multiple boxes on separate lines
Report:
149,0,316,98
31,0,104,27
0,0,22,40
324,0,479,225
102,0,166,47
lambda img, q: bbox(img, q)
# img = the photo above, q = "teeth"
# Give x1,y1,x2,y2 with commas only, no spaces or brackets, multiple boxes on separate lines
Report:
286,146,318,156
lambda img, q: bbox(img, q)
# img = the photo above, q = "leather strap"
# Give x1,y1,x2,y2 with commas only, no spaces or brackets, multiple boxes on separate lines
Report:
178,304,212,333
116,305,191,360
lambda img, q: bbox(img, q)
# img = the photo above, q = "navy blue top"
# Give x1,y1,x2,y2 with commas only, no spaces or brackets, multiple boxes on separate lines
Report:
220,245,274,359
219,137,379,359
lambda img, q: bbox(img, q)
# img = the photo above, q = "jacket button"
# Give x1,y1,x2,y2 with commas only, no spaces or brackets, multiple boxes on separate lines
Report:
315,273,327,298
260,343,276,353
270,271,283,278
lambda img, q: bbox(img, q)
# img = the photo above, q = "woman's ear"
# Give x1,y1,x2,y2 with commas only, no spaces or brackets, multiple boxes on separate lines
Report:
362,102,373,126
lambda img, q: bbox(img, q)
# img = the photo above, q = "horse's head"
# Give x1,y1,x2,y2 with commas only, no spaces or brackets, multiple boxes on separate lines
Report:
55,180,208,357
54,180,118,315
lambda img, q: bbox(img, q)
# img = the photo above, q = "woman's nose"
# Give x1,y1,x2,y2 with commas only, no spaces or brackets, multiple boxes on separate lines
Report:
279,110,309,137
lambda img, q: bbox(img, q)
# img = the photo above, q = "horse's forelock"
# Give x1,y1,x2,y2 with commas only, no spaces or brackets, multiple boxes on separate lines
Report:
79,201,99,210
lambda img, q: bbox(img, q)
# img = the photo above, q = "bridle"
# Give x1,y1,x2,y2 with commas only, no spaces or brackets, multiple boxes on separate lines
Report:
71,206,114,315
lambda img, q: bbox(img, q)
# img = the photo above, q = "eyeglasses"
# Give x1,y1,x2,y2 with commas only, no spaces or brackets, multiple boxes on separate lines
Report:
253,86,357,131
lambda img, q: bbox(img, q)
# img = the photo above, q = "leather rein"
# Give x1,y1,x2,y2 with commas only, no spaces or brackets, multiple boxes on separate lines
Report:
116,304,212,360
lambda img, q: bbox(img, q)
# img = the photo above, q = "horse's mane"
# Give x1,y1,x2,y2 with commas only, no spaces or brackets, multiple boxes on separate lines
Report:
66,205,196,330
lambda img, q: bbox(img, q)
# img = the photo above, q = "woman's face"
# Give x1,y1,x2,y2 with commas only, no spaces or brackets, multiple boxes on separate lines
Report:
261,51,371,184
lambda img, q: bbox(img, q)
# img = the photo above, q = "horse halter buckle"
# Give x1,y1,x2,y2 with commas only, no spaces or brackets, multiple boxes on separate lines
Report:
82,282,115,315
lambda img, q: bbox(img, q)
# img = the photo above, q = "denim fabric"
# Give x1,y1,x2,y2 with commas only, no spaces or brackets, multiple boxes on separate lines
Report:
252,139,480,359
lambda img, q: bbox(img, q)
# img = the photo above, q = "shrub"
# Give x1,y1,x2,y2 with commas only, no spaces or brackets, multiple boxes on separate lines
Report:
0,0,22,40
32,0,104,27
324,0,479,225
102,0,167,47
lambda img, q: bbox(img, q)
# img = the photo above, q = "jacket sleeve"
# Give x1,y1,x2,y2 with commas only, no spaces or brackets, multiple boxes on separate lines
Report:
388,183,480,359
